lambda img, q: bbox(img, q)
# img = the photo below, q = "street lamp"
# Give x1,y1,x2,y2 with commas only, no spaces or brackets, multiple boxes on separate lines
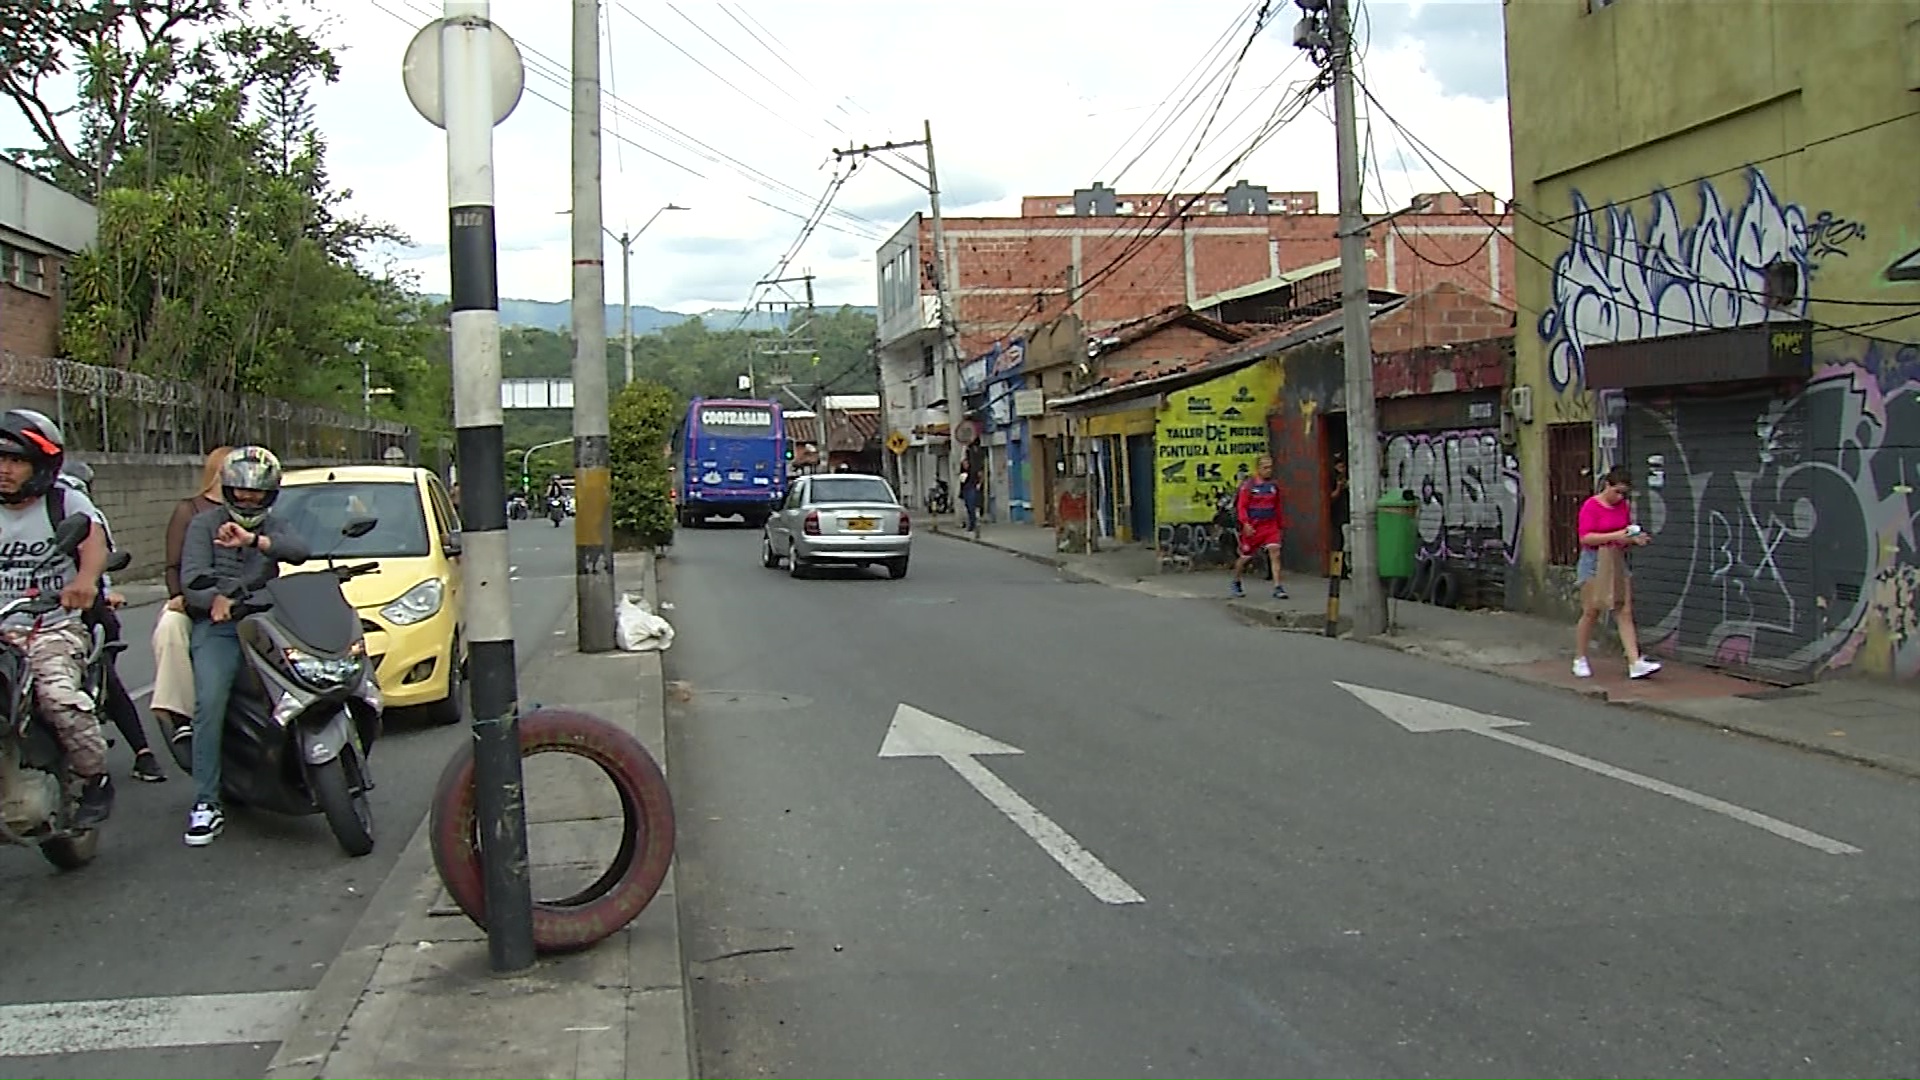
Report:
554,202,691,386
613,203,690,387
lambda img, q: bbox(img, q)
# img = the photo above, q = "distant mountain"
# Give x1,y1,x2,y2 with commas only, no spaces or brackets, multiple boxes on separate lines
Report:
425,296,877,335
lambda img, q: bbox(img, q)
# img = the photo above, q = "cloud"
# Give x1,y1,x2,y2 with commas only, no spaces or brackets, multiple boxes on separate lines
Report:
0,0,1514,314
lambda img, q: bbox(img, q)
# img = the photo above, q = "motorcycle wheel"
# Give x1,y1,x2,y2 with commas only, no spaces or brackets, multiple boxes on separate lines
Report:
41,829,99,871
311,752,376,857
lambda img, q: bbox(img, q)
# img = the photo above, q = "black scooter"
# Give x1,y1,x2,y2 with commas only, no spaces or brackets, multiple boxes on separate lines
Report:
185,517,384,856
927,479,953,515
0,515,131,871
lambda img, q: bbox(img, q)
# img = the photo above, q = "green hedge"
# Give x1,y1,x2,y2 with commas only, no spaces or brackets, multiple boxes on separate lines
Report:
609,380,680,549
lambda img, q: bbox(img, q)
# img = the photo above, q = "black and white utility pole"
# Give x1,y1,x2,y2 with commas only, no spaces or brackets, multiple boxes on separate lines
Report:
1296,0,1385,635
833,122,961,491
571,0,616,653
612,202,690,387
402,0,535,973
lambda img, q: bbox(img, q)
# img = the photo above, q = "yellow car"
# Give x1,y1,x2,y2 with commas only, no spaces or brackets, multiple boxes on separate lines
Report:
276,465,467,725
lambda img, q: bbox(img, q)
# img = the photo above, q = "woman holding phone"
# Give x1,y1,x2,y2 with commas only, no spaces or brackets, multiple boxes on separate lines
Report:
1573,465,1662,680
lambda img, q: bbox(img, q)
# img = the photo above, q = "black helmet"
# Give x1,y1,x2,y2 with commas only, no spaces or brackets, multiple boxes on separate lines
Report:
0,408,66,505
220,445,284,529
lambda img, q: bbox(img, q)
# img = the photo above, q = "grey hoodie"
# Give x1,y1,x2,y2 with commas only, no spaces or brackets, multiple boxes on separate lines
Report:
178,506,312,619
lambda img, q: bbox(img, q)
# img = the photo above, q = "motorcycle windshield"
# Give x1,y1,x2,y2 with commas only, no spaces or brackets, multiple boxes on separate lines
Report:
261,572,359,655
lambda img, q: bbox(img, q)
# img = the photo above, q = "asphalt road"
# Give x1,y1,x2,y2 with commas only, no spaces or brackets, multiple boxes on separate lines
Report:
665,524,1920,1079
0,519,579,1080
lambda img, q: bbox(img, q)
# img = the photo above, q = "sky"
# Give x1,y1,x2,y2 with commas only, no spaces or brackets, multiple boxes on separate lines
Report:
2,0,1513,314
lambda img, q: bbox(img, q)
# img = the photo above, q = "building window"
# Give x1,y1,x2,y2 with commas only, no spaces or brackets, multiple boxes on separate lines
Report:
1586,0,1617,10
920,344,935,378
1,244,48,293
1765,260,1800,309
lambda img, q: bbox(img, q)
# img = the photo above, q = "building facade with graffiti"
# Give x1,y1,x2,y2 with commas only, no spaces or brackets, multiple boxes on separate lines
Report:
1504,0,1920,681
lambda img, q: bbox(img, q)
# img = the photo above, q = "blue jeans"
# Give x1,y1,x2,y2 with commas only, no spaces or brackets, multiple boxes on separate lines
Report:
190,620,242,806
962,489,981,530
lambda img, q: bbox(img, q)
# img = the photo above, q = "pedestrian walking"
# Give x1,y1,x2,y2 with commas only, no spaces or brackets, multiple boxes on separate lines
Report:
1230,454,1288,599
958,455,983,535
1574,465,1662,680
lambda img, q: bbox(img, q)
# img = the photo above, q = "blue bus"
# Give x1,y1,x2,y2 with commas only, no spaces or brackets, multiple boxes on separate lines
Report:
672,397,789,527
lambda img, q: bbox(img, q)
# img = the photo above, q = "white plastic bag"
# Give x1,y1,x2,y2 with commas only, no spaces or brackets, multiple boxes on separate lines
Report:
615,592,675,652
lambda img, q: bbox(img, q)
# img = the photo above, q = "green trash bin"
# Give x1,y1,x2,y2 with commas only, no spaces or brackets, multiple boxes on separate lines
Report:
1376,490,1418,580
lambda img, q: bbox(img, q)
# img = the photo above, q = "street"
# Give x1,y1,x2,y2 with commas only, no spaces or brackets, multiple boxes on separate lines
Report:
666,525,1920,1078
0,520,578,1080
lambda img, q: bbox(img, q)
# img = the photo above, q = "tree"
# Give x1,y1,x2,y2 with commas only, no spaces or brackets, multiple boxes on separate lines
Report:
2,2,442,446
608,380,679,550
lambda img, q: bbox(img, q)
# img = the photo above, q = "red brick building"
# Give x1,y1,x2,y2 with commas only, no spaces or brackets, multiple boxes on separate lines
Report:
0,158,95,365
874,181,1515,512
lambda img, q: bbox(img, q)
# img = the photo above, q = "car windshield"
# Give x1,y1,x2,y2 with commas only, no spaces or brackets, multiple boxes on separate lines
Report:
810,477,893,505
276,481,431,559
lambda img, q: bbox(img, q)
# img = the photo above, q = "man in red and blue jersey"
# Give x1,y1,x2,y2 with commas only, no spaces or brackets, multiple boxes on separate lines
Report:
1231,454,1287,599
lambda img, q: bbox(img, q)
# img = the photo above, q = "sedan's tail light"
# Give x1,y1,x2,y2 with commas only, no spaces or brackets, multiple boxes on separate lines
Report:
898,512,911,535
803,510,821,536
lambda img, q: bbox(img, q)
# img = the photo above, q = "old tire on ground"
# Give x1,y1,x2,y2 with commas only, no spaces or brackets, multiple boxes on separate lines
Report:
311,753,376,857
41,828,99,870
429,706,676,954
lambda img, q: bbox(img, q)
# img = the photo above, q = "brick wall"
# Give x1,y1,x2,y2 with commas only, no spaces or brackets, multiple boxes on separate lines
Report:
0,270,65,358
1096,323,1240,384
1369,281,1517,353
907,208,1516,354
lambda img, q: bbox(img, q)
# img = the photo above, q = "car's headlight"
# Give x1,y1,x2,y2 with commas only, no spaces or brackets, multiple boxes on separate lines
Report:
285,644,364,689
380,578,446,626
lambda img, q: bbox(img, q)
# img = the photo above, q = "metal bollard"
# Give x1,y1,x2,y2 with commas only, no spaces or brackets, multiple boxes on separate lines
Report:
1325,550,1344,637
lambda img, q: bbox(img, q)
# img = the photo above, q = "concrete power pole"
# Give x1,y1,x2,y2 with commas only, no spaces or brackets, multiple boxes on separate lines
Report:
428,0,535,974
571,0,616,653
1299,0,1385,635
833,121,960,495
617,229,634,387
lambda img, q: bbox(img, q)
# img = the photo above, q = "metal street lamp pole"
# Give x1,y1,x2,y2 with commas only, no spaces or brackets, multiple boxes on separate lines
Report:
611,202,689,387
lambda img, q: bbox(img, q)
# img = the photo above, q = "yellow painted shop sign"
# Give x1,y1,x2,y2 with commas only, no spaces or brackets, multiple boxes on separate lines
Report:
1153,364,1278,523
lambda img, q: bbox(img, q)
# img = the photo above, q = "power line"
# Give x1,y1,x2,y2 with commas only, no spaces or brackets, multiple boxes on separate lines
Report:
612,0,839,148
1355,81,1917,340
1148,0,1277,198
1356,79,1920,317
1096,2,1260,186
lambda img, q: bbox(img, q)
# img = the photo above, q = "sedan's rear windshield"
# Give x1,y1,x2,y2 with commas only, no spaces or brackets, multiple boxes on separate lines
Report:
810,477,893,504
277,481,431,558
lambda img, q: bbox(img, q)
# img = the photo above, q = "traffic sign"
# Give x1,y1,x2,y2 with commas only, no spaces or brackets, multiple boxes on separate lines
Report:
954,419,980,446
887,431,909,455
402,16,527,130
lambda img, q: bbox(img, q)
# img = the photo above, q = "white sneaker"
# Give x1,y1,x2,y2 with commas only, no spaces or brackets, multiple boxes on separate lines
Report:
1572,656,1592,678
1629,657,1662,679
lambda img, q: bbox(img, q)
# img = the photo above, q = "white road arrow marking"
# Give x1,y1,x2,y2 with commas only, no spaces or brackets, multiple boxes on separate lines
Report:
1336,683,1862,856
879,704,1145,904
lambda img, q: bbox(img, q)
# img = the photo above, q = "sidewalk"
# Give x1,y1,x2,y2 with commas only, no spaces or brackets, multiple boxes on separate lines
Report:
266,551,690,1080
933,520,1920,779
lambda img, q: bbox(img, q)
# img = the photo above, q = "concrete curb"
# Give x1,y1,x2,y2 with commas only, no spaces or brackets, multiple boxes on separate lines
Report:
263,550,694,1079
939,526,1917,780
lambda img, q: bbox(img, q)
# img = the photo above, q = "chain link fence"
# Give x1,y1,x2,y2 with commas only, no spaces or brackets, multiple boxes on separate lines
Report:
0,351,416,462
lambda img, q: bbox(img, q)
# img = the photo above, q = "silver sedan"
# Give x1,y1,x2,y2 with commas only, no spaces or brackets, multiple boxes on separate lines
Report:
762,473,912,579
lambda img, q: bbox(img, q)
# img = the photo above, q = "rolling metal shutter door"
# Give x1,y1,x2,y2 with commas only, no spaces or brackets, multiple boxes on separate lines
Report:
1622,389,1820,681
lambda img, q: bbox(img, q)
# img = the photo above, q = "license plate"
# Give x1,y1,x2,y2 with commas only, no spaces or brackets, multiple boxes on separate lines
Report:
847,517,877,532
728,471,746,481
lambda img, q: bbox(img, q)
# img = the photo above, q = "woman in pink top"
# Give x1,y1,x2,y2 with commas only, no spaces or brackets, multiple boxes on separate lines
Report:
1574,466,1661,680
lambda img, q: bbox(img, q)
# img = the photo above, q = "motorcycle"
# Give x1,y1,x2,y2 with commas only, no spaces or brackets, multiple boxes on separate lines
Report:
0,514,131,871
507,495,529,520
184,516,385,856
549,499,566,527
927,479,953,515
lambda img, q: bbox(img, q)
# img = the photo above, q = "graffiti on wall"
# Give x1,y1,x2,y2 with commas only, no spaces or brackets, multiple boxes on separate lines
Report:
1156,519,1239,568
1383,429,1524,566
1629,342,1919,678
1538,168,1867,394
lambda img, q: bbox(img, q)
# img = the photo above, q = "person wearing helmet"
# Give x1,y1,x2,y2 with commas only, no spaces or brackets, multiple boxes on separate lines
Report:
176,445,312,846
0,409,116,827
58,461,166,783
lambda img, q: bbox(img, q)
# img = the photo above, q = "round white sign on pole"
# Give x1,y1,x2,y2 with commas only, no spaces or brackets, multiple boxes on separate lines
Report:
402,16,527,130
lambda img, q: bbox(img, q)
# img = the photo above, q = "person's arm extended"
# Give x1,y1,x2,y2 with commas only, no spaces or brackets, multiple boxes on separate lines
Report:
258,516,310,565
180,514,219,614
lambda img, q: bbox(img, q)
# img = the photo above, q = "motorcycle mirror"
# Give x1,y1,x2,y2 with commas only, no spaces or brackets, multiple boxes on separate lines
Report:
52,513,91,555
105,550,132,573
342,516,378,539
